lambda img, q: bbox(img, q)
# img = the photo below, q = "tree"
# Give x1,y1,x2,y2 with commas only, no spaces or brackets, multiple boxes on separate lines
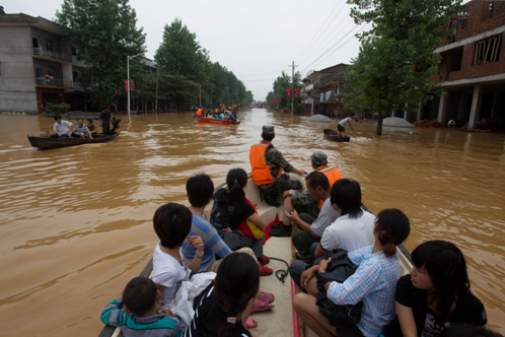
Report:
343,0,462,134
56,0,146,108
266,72,303,113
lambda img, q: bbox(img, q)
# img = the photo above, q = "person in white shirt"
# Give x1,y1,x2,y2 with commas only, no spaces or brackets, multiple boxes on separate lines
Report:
315,178,375,257
52,115,72,137
336,115,355,137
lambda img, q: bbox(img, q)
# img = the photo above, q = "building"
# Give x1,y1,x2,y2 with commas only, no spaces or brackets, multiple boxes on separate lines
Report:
0,9,85,113
429,0,505,130
302,63,351,117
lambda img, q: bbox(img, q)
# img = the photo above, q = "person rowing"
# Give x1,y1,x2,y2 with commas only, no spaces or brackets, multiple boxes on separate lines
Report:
336,114,355,137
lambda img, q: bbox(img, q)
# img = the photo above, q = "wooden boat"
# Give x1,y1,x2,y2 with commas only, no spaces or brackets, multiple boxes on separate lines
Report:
28,133,118,150
197,117,240,125
323,129,351,142
97,173,412,337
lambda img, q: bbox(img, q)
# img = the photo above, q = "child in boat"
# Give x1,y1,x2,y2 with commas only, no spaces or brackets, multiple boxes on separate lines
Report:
100,276,185,337
383,240,487,337
210,168,273,275
151,203,205,310
293,208,411,337
186,252,259,337
72,120,93,138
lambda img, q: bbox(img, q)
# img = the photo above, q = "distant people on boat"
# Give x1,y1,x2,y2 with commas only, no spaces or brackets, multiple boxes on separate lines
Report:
150,203,204,310
100,105,114,134
72,120,93,139
292,208,411,337
383,240,487,337
210,168,273,276
86,119,96,132
195,106,204,118
100,276,184,337
336,114,355,137
186,253,259,337
52,115,72,137
249,125,306,213
286,171,340,261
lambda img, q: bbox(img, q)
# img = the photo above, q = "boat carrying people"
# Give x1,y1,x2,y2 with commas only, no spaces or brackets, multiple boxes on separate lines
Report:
97,124,491,337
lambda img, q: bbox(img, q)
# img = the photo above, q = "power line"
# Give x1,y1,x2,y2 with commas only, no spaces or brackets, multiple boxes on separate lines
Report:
296,1,347,63
301,24,362,74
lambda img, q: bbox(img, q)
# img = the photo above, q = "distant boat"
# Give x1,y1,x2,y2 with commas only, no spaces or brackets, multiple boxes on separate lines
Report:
197,117,240,125
323,128,351,142
28,133,118,150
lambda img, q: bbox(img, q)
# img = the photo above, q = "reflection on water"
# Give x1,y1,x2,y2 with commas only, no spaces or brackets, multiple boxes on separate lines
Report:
0,109,504,336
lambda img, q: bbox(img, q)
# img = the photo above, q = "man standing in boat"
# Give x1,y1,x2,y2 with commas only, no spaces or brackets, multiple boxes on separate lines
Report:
336,114,355,137
100,105,114,135
249,126,306,235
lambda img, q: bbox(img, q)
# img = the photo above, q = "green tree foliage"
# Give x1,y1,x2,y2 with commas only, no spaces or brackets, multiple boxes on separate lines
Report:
56,0,146,108
266,72,303,113
343,0,462,134
155,19,253,109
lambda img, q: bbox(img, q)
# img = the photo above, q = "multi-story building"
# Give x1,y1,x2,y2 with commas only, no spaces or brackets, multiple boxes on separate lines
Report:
0,8,85,113
302,63,351,117
429,0,505,130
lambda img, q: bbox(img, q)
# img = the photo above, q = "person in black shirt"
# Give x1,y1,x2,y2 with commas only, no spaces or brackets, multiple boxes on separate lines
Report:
186,252,259,337
383,240,486,337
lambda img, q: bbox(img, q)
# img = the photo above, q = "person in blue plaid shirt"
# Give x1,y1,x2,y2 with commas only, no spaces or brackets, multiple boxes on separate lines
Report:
293,209,411,337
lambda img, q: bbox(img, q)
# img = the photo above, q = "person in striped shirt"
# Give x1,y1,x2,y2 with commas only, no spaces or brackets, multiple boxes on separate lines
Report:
293,209,411,337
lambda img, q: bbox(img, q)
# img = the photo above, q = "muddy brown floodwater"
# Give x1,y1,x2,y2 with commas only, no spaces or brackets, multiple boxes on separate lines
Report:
0,109,504,336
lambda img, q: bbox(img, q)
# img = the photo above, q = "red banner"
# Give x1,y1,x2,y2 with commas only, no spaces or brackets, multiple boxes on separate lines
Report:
124,80,136,92
295,88,301,97
286,88,292,97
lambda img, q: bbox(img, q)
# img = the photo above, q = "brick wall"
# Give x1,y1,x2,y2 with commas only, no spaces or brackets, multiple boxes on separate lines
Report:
455,1,505,40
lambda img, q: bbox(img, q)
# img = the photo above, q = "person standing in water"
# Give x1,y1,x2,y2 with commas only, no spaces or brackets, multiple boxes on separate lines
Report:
336,115,355,137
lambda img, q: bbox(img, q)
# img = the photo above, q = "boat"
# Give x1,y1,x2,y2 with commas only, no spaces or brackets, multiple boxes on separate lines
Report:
97,173,413,337
197,117,240,125
323,129,351,142
28,133,118,150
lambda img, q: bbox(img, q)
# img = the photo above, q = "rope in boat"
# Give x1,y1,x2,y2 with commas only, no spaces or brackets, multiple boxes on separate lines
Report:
268,256,290,284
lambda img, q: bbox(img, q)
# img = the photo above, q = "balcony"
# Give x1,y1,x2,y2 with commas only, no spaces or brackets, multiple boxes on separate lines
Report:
33,47,71,62
36,76,64,87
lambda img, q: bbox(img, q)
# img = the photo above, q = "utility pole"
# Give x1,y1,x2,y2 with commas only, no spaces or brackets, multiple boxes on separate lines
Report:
288,61,297,116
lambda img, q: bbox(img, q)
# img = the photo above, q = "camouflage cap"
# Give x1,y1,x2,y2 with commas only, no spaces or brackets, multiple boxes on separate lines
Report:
311,151,328,166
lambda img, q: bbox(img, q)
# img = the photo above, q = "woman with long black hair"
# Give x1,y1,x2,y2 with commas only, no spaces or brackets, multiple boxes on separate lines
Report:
384,240,487,337
186,252,259,337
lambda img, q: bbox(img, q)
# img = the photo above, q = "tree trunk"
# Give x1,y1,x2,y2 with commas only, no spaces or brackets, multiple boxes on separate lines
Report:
376,112,384,136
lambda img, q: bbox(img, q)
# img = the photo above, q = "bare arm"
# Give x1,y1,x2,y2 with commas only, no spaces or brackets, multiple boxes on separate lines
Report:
396,302,418,337
248,212,267,230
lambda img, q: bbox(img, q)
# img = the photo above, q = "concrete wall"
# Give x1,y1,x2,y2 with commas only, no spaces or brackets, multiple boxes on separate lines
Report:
0,26,37,112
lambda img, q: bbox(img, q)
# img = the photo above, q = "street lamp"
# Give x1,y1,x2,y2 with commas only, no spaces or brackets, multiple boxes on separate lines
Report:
127,52,143,123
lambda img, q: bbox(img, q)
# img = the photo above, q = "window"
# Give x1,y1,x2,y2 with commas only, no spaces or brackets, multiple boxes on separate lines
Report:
71,46,77,56
32,38,39,48
488,1,495,17
72,71,79,81
473,34,502,65
48,65,57,77
35,64,43,78
46,39,53,51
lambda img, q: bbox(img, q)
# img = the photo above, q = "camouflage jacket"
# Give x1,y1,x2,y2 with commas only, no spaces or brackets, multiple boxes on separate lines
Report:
265,144,294,177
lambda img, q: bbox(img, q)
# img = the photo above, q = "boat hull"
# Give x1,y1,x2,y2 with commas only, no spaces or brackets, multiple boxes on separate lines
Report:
28,133,118,150
197,117,240,125
323,128,350,142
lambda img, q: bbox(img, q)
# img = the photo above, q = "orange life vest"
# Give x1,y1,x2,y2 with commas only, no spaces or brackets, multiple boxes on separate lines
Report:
195,108,203,117
249,143,274,186
322,167,342,189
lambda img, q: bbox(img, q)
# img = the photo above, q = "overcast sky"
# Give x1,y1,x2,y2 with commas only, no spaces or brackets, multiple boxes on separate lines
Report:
3,0,364,100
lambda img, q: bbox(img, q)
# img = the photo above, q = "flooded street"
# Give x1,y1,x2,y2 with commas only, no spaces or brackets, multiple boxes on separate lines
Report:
0,108,504,336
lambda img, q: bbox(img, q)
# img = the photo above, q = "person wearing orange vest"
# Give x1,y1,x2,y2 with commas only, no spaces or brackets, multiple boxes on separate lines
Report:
249,126,306,211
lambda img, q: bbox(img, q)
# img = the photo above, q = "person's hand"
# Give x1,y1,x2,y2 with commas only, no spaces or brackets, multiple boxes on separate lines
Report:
188,235,204,256
300,265,318,289
162,309,173,316
222,227,232,233
318,257,331,273
296,168,307,176
286,210,301,224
